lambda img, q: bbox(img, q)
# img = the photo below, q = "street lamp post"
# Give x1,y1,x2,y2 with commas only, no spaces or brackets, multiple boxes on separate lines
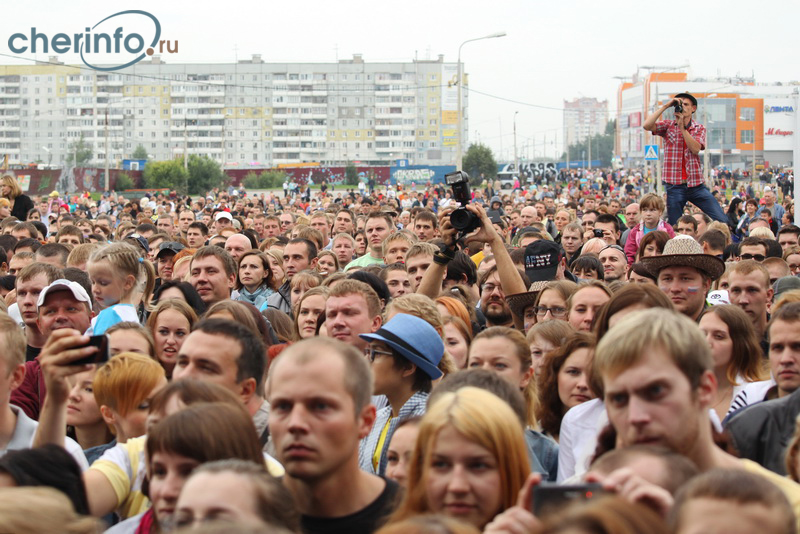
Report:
513,111,519,181
702,94,717,186
738,113,759,186
456,31,506,171
105,108,110,191
103,97,130,192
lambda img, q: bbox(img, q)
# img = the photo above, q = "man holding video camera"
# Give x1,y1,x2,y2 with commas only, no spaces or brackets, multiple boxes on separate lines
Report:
643,92,727,226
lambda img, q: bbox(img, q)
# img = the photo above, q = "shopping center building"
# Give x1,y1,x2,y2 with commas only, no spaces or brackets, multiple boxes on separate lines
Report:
616,71,799,170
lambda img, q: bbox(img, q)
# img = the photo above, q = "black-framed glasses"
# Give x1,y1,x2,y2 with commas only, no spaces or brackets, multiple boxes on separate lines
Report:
534,306,568,318
365,346,394,362
741,253,766,262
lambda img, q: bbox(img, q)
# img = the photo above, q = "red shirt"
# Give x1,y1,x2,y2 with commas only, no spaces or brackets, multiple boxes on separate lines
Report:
654,119,706,187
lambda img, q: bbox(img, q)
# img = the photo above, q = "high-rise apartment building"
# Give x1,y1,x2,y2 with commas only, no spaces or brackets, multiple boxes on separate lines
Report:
0,54,466,168
563,97,608,147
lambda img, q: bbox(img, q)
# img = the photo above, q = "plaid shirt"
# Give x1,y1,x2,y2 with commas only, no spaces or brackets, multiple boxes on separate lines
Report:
654,119,706,187
358,391,428,475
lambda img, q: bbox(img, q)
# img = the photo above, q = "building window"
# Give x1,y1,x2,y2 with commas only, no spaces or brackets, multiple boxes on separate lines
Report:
740,130,754,144
740,107,755,121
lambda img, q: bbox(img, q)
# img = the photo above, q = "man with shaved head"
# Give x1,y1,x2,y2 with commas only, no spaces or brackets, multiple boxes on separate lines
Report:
224,233,252,264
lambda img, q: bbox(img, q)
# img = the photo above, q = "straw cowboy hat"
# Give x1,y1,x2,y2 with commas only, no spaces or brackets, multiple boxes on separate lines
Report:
507,280,550,319
639,235,725,281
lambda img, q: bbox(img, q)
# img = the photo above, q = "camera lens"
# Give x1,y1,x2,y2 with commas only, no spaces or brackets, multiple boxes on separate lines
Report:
450,208,474,231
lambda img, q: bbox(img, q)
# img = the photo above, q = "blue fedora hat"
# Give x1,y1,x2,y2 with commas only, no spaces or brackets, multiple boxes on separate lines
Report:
360,313,444,379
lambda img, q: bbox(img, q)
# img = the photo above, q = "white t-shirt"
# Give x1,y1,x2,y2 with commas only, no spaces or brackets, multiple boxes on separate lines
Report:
3,405,88,471
557,399,607,482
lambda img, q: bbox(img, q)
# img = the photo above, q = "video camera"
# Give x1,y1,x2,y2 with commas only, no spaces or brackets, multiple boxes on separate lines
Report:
444,170,481,237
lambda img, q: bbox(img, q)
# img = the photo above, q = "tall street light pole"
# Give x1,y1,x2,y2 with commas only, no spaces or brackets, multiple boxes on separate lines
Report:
456,31,506,171
513,111,519,181
103,97,130,192
702,93,717,187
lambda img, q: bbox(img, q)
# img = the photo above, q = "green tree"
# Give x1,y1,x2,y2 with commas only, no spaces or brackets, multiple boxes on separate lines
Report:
187,155,227,195
344,162,359,186
132,145,148,160
115,173,135,191
462,143,498,183
143,159,189,192
66,134,93,167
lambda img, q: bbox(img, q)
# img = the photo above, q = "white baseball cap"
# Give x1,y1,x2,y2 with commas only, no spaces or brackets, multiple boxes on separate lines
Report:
215,211,233,221
37,279,93,311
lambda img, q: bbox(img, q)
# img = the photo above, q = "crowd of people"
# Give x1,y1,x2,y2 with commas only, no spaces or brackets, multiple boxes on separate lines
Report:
0,145,798,534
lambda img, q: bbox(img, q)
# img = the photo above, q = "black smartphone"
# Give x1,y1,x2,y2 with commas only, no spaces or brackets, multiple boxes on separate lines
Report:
533,483,606,517
67,334,110,366
593,229,604,238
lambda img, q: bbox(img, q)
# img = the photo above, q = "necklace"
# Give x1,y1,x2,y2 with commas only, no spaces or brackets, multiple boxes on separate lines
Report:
714,383,734,408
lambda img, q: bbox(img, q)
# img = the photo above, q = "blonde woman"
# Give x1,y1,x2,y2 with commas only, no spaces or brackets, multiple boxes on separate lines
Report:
0,198,11,220
389,387,530,530
0,174,34,220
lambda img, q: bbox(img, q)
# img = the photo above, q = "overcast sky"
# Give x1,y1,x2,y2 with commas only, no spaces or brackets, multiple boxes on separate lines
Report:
2,0,797,162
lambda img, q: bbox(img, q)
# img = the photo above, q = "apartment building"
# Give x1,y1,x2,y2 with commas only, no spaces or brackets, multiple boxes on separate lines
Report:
0,53,466,168
563,97,608,146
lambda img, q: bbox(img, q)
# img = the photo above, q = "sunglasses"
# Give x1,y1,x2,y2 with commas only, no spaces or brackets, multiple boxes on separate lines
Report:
740,253,765,262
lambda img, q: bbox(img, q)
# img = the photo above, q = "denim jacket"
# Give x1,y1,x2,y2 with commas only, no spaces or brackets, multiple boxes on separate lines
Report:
525,429,559,482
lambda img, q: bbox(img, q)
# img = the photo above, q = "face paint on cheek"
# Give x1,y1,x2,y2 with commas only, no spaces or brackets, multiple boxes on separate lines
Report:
687,287,700,293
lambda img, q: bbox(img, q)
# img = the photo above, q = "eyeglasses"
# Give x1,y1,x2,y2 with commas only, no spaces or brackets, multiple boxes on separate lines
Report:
534,306,568,318
740,254,766,262
481,284,504,295
365,346,394,362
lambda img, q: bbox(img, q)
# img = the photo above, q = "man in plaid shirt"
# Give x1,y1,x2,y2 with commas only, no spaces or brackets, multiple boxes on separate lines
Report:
644,92,727,225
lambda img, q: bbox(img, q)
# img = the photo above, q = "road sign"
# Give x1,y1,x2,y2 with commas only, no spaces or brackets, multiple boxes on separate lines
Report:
644,145,659,160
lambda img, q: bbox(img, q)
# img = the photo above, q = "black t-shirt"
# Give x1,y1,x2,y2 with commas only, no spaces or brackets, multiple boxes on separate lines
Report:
300,478,400,534
26,345,41,363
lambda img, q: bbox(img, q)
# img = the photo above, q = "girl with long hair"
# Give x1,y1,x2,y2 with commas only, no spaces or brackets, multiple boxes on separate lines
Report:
390,387,530,530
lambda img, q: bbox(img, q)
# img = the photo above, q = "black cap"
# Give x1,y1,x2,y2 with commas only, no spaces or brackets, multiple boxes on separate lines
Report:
674,92,698,107
157,241,186,257
523,240,564,283
125,233,149,253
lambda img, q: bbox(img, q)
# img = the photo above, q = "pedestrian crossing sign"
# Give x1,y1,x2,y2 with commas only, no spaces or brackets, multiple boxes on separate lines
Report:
644,145,659,160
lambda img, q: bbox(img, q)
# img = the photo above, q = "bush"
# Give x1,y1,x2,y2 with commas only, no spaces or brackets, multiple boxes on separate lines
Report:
240,170,287,190
260,170,287,189
115,173,135,191
242,171,262,189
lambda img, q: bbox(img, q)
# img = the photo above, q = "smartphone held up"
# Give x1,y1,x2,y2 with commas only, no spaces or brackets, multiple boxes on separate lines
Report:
67,334,110,366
